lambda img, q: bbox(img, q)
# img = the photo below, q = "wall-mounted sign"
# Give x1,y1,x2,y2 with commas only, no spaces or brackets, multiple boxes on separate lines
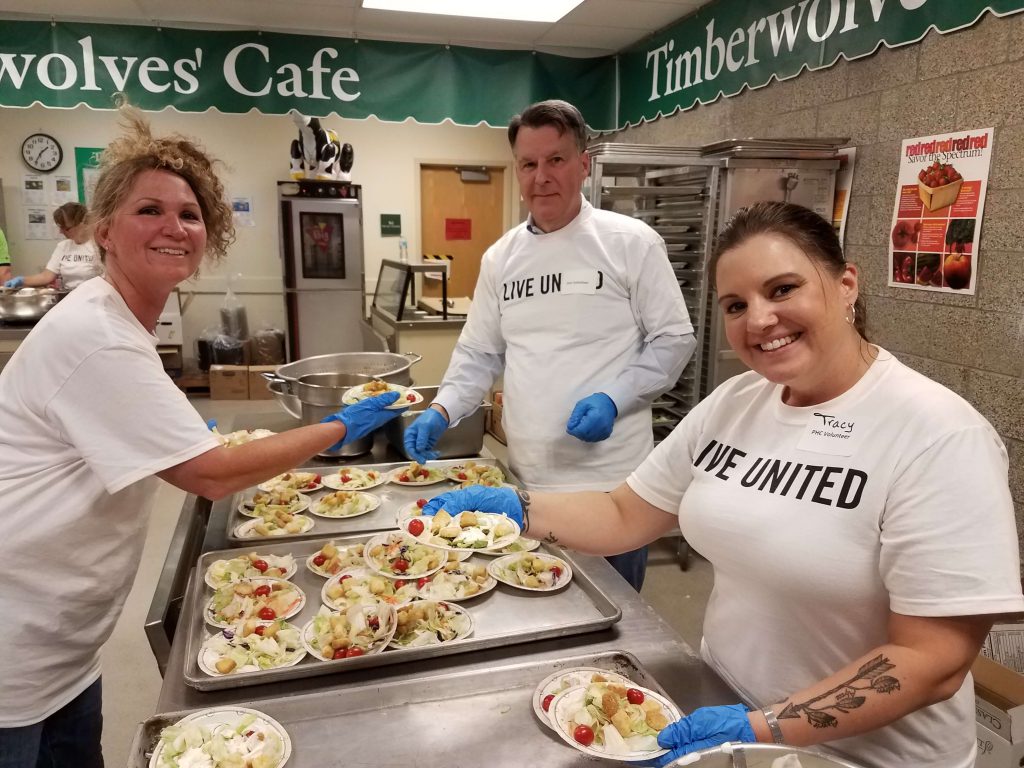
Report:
888,128,993,295
74,147,103,205
0,21,614,129
380,213,402,236
445,218,471,240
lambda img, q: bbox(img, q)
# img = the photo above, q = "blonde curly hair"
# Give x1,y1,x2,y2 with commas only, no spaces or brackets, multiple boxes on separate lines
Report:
89,107,235,262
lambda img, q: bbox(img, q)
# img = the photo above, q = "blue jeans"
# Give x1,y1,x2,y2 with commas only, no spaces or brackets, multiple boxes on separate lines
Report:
0,679,104,768
606,545,648,592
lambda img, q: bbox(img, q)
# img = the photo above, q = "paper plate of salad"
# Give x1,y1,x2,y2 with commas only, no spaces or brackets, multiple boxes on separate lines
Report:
363,531,446,578
445,461,506,487
417,559,496,602
198,619,306,676
341,379,423,409
234,513,314,539
213,428,277,448
321,467,386,491
532,667,636,730
149,706,290,768
257,470,323,493
487,552,571,591
205,553,297,589
403,510,520,553
476,537,541,557
301,603,397,661
320,566,422,611
548,682,679,761
204,578,306,628
389,461,447,486
306,540,368,578
238,490,311,518
389,599,473,648
309,490,380,519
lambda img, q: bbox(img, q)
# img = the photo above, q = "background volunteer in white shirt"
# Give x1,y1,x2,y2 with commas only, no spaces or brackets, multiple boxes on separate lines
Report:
404,99,695,591
0,109,402,768
3,202,102,290
419,201,1024,768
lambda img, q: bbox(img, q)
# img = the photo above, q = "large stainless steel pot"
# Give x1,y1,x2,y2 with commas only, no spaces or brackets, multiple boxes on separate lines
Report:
266,378,301,419
671,744,867,767
384,385,489,460
267,351,421,393
0,288,67,322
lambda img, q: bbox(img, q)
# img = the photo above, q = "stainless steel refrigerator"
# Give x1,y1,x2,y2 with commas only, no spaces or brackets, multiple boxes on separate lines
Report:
278,180,365,360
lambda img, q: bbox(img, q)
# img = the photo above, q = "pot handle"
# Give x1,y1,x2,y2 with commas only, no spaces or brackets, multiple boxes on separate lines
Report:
402,352,423,366
261,371,287,384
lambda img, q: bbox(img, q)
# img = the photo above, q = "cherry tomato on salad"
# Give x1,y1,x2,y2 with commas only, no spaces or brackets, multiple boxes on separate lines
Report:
345,647,365,658
341,475,351,483
542,694,555,712
393,558,410,572
251,559,269,573
393,579,407,589
312,554,327,566
339,574,352,582
416,498,428,508
253,585,271,597
257,607,277,620
333,648,347,660
407,518,425,536
406,393,416,401
399,474,410,482
457,472,467,480
253,625,266,636
417,468,429,478
573,724,595,746
626,688,645,705
416,577,429,589
551,566,563,580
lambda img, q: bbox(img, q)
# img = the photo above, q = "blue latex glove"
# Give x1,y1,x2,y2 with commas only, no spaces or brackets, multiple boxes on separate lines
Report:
566,392,617,443
4,276,24,289
421,486,524,529
645,705,756,767
403,407,449,463
321,391,403,451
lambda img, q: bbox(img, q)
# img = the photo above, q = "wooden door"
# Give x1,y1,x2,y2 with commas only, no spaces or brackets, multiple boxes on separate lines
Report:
419,165,505,299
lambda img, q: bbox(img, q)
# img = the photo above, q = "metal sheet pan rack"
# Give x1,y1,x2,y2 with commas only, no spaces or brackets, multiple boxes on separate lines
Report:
587,144,725,441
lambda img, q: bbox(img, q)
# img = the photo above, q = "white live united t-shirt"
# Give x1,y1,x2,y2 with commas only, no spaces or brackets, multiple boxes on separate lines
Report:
628,350,1024,768
0,278,218,726
44,238,102,289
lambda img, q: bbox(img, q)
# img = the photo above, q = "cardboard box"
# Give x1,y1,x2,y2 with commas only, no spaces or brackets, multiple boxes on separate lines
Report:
983,623,1024,675
974,654,1024,743
209,365,249,400
247,365,277,400
976,720,1024,768
487,390,506,445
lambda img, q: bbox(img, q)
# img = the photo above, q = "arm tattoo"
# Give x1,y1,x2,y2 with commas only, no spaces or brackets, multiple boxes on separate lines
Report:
542,531,560,544
515,488,531,534
778,654,901,729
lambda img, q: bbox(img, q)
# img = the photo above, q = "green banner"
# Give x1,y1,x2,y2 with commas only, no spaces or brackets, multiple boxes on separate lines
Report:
0,21,615,129
618,0,1024,126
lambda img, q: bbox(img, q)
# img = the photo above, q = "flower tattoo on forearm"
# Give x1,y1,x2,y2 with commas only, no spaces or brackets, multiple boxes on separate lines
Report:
778,655,901,729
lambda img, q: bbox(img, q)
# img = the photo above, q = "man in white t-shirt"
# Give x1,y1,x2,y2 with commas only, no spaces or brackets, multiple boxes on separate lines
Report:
403,100,696,590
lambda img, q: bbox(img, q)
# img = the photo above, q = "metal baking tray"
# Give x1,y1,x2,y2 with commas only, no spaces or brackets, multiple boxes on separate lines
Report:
183,535,622,690
133,650,666,768
224,458,513,545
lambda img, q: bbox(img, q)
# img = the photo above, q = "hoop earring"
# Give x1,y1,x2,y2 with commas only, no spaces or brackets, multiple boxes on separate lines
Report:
846,304,856,325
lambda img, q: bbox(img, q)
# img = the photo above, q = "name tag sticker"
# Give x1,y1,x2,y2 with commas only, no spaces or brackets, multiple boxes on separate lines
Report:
560,269,597,295
796,412,862,457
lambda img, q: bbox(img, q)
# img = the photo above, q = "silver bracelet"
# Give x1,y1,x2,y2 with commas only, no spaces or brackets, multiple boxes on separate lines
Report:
761,706,786,744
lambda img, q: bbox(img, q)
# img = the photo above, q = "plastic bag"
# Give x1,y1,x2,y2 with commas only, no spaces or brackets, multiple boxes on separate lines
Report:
220,272,249,340
211,333,245,365
251,324,286,365
195,324,221,372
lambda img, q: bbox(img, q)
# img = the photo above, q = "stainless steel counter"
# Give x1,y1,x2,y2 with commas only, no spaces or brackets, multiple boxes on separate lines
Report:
0,324,34,341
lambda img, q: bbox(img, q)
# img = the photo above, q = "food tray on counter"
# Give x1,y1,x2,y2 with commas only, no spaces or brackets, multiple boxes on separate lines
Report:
183,534,622,690
133,650,665,768
224,458,515,544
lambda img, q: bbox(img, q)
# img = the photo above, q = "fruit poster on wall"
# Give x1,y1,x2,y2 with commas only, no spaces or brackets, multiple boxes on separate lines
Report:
889,128,993,294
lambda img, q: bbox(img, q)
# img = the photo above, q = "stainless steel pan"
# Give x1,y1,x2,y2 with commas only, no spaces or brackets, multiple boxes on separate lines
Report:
0,288,67,321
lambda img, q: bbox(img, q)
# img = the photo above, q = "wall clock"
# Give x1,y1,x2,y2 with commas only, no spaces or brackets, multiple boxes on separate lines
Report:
21,133,63,172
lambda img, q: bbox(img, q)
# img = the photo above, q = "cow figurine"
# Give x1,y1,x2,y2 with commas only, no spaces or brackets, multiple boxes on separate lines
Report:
288,110,354,182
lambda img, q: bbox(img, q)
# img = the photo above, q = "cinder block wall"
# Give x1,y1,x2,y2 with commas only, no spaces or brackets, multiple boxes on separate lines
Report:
610,13,1024,560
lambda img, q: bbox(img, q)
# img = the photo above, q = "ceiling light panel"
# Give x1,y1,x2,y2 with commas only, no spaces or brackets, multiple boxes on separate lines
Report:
361,0,586,23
